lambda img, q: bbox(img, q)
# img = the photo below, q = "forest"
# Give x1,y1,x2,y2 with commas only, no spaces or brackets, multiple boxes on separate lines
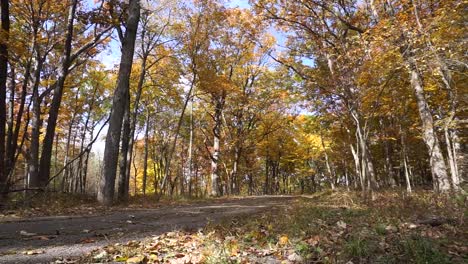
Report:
0,0,466,263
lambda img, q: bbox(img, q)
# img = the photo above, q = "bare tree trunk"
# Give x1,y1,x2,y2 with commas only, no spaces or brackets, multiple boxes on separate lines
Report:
444,126,459,190
405,57,450,192
6,57,31,184
98,0,140,205
351,109,377,198
133,150,138,195
157,71,197,200
350,144,363,192
117,93,131,200
82,140,92,194
187,88,195,196
264,156,269,195
119,53,148,200
28,57,44,188
142,112,150,196
210,114,221,196
0,0,9,195
401,132,412,193
230,146,241,195
61,115,75,192
320,132,336,190
71,129,78,193
39,0,78,187
210,94,225,197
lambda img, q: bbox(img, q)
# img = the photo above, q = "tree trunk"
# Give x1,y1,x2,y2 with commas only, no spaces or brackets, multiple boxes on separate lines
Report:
230,146,241,195
6,59,30,181
28,58,44,188
444,127,458,189
142,112,150,196
264,156,269,195
98,0,140,205
38,0,78,187
119,51,149,199
320,132,336,190
210,91,225,197
0,0,9,195
401,133,412,193
117,93,131,200
406,58,450,192
187,88,195,196
350,143,363,190
210,109,221,196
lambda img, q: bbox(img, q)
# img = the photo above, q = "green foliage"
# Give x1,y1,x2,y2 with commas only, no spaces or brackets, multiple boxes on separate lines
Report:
398,236,452,264
374,223,387,236
344,235,374,260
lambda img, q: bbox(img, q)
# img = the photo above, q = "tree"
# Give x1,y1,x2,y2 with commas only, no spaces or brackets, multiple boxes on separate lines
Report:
0,0,9,195
98,0,140,205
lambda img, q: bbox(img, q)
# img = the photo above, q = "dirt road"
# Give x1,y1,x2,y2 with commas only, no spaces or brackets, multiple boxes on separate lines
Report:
0,196,295,263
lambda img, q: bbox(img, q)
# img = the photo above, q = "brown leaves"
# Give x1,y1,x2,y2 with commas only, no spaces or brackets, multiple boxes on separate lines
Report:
23,250,45,255
82,192,465,264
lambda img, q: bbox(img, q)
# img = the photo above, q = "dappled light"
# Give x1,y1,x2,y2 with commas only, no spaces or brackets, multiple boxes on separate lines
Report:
0,0,465,263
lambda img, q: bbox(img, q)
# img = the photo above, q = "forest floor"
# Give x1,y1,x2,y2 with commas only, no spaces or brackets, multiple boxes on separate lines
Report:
0,191,466,264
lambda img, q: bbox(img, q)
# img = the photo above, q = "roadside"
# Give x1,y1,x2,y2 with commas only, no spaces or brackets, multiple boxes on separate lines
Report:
83,191,467,264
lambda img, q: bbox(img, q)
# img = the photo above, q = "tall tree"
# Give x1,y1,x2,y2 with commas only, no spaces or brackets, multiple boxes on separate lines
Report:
98,0,140,205
0,0,9,194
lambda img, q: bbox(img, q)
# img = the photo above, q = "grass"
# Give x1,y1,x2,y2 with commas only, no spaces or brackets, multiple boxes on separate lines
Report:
82,189,467,263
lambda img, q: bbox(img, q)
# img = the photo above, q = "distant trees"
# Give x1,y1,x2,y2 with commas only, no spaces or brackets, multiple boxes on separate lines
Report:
0,0,464,204
253,0,465,194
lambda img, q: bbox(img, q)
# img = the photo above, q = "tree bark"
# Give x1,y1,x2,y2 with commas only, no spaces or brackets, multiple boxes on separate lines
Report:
38,0,78,187
142,111,150,196
210,96,224,197
117,93,131,200
406,57,450,192
98,0,140,205
0,0,9,195
320,131,336,190
401,132,412,193
28,57,44,188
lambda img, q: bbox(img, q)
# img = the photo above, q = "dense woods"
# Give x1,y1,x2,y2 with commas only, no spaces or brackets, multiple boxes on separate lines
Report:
0,0,465,205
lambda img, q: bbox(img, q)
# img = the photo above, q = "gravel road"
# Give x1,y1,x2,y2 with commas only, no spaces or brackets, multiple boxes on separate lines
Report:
0,196,295,263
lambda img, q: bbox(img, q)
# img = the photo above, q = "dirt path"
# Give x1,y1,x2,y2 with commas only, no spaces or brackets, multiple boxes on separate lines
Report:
0,196,296,263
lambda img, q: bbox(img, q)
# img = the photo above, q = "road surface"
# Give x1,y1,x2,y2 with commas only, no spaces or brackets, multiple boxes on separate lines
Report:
0,196,295,263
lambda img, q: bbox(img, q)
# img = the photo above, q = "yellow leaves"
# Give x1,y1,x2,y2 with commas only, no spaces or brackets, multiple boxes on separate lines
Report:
278,235,289,246
425,83,438,92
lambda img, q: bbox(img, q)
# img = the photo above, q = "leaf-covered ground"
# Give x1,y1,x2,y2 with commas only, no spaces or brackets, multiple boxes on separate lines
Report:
80,191,467,264
0,193,212,221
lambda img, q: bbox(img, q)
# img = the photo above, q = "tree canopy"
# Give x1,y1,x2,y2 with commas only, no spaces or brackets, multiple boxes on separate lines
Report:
0,0,465,204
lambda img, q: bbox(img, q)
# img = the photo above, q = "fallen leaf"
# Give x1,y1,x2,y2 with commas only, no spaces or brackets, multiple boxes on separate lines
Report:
336,221,347,229
23,250,45,255
307,235,320,246
279,235,289,245
32,235,55,240
93,250,108,260
79,238,96,244
20,230,37,237
385,225,397,232
126,255,146,263
287,252,303,262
